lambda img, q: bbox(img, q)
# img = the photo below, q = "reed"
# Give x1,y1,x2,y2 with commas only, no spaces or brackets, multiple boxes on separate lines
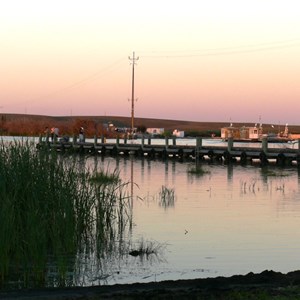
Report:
158,185,175,208
240,179,258,194
129,238,165,257
187,164,210,176
89,167,120,185
261,168,291,177
0,140,132,289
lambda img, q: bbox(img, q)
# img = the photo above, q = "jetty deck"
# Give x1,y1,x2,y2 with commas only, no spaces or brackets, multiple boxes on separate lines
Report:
37,136,300,166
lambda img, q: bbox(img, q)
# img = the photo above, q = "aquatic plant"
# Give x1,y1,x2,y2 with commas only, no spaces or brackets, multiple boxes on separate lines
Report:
240,179,259,194
187,164,210,176
89,167,120,185
129,238,165,257
275,183,285,192
0,140,132,289
158,185,175,208
260,167,292,177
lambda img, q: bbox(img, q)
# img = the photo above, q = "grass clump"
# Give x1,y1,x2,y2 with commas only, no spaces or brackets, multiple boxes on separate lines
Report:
260,167,292,177
0,140,132,289
158,185,175,209
187,164,210,176
129,238,165,257
89,168,120,185
263,170,290,177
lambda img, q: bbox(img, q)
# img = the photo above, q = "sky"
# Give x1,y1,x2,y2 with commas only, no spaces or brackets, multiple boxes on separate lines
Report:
1,0,300,125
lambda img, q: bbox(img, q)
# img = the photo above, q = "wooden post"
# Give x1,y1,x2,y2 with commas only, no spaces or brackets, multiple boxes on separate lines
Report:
227,137,233,152
262,137,268,153
94,135,97,146
148,137,151,145
129,52,139,137
196,137,202,166
297,139,300,167
196,137,202,149
172,136,176,146
101,135,105,143
72,135,77,145
165,137,169,148
141,136,145,148
124,137,127,144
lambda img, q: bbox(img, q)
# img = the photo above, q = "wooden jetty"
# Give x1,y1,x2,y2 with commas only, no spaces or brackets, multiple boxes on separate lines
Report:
37,135,300,166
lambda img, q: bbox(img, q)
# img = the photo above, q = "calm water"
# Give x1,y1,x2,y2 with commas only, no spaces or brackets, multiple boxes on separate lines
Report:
81,154,300,285
2,136,300,287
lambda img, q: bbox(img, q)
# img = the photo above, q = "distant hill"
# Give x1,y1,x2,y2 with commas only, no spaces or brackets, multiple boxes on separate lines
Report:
1,113,300,135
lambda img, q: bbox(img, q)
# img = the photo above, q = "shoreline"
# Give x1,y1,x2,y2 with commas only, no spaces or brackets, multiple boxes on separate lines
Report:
2,270,300,299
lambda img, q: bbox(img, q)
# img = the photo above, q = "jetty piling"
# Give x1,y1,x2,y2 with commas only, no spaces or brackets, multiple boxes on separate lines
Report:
36,135,300,166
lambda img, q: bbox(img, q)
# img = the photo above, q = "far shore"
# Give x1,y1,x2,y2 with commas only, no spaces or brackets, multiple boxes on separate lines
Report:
1,113,300,136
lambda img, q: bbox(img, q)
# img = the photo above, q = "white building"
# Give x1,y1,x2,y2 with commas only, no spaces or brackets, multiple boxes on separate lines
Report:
173,129,185,138
147,128,165,136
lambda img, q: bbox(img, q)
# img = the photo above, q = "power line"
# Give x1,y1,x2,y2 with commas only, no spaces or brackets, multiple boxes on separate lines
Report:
7,37,300,113
138,38,300,58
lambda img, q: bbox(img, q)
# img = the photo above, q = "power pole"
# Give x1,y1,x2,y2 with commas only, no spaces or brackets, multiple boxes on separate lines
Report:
128,52,139,138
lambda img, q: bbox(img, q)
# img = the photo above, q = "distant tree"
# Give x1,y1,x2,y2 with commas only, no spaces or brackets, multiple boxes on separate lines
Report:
72,118,97,138
0,115,7,134
162,130,172,137
137,125,147,133
185,130,221,137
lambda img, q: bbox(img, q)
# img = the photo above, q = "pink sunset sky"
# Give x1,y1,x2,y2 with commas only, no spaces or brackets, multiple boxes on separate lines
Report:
1,0,300,125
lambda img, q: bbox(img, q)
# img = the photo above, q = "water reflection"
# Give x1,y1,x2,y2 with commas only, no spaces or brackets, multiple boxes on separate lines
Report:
3,151,300,288
227,164,233,182
112,157,300,282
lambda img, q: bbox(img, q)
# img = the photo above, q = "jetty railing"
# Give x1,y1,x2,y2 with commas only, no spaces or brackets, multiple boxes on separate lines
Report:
37,135,300,166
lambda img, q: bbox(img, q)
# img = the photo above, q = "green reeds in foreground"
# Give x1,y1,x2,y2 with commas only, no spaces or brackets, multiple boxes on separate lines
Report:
0,140,132,289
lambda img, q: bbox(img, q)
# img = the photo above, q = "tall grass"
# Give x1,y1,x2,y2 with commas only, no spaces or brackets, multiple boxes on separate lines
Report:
0,140,132,289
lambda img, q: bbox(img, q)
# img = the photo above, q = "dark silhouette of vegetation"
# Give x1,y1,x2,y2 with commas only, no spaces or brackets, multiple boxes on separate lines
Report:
0,116,121,138
185,130,220,137
136,125,147,133
0,141,132,289
1,113,300,138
